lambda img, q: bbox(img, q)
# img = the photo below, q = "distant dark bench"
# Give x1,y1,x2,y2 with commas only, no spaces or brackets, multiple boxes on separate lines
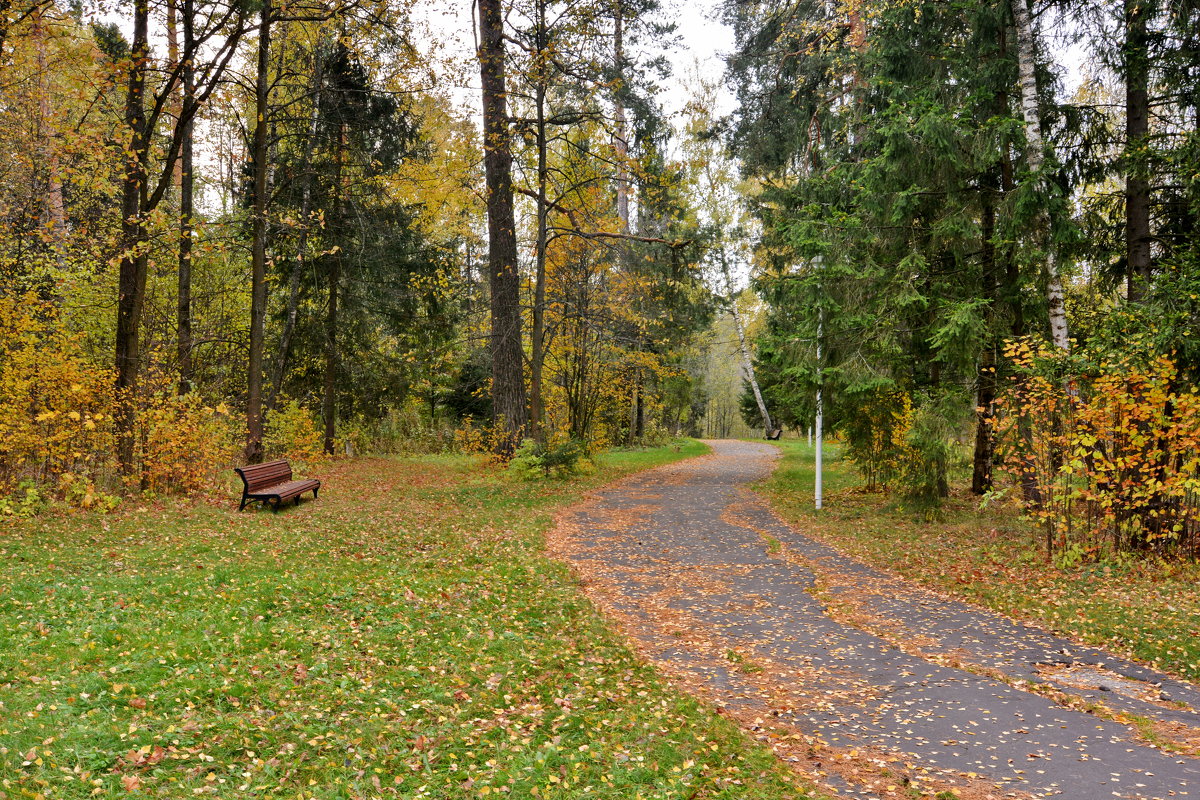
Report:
235,459,320,511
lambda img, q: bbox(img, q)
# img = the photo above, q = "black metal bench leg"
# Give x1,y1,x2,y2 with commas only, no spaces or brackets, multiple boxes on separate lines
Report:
239,495,248,511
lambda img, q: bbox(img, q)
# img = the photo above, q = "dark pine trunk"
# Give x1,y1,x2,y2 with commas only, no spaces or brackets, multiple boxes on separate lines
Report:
972,184,999,495
177,0,195,394
529,0,548,443
245,0,271,463
1124,0,1152,302
323,252,340,455
115,0,149,478
322,121,346,457
477,0,528,455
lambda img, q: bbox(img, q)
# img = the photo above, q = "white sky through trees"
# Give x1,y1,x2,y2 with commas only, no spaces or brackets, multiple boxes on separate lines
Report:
412,0,734,120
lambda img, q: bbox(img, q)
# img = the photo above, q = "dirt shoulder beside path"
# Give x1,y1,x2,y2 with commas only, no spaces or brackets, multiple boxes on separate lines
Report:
549,439,1200,800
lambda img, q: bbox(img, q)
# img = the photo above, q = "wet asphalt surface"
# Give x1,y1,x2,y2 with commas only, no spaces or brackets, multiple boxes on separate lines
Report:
554,440,1200,799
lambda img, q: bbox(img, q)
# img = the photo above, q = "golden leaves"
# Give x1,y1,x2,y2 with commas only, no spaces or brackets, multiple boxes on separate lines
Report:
995,339,1200,555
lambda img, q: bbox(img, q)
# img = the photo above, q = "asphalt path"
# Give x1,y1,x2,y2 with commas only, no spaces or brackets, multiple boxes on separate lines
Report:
550,440,1200,800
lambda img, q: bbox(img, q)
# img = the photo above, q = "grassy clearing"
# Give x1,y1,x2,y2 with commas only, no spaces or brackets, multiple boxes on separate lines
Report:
0,441,815,799
759,439,1200,684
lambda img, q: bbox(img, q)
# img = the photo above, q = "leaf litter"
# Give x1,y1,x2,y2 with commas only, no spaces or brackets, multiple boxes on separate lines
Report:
549,440,1200,799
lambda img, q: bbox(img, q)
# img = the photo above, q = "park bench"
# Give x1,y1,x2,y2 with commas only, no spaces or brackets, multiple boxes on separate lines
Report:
234,459,321,511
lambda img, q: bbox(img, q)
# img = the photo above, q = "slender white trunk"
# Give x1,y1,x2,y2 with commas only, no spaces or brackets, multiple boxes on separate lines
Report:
33,10,67,255
613,1,631,235
1011,0,1069,351
722,261,773,436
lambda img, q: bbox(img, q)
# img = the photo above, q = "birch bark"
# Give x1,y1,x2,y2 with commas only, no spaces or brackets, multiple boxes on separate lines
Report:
1010,0,1070,351
720,256,774,437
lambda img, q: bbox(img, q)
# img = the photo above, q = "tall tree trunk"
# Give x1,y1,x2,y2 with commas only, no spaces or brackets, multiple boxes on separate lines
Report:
267,54,324,413
177,0,195,393
732,302,772,437
1124,0,1152,303
529,0,549,443
166,0,183,194
323,254,340,455
477,0,528,455
1010,0,1069,351
245,0,271,463
613,0,631,235
322,121,346,456
114,0,150,478
613,0,646,441
972,186,998,495
724,264,773,437
33,7,66,259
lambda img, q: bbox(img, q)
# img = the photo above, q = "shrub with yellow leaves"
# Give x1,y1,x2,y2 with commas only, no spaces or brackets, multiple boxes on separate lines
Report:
139,391,238,495
841,389,914,491
994,338,1200,558
0,294,115,501
264,399,326,468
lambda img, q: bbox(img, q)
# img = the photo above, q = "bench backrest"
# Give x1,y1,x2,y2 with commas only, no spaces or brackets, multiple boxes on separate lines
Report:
236,459,293,492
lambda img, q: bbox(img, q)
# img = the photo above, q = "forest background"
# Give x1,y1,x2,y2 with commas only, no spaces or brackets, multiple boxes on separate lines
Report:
1,0,1199,562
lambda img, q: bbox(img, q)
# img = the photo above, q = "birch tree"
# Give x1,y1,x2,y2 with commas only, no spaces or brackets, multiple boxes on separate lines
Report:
1010,0,1070,351
682,75,775,437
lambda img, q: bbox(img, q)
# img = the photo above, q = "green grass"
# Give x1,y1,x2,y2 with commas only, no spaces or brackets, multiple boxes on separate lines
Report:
0,440,814,799
759,438,1200,684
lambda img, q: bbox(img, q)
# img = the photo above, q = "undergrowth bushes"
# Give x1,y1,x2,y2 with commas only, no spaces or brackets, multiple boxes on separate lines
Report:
508,437,591,479
840,388,968,513
0,291,683,511
994,339,1200,558
0,295,116,507
264,399,326,466
140,390,237,495
0,296,328,513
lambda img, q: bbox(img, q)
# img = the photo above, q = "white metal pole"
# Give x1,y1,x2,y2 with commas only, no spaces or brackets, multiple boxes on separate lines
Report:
814,255,824,511
815,303,823,511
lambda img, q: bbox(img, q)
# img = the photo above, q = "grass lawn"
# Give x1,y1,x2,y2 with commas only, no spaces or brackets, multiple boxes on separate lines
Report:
0,441,815,799
758,439,1200,684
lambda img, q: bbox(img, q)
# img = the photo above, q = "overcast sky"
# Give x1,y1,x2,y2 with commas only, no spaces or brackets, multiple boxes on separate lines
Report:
411,0,1087,132
411,0,735,122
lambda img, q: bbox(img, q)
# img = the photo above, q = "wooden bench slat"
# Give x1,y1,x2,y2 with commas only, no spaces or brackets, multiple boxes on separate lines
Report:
249,479,319,501
235,460,320,511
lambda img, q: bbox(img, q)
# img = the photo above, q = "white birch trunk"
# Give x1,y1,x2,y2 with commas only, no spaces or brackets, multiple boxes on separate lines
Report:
1011,0,1070,351
613,0,631,235
33,10,67,253
723,263,774,437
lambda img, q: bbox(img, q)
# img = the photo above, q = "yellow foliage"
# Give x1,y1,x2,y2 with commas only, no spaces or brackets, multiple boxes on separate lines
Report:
841,390,914,490
453,417,493,455
995,339,1200,556
264,400,327,468
140,392,238,495
0,295,115,498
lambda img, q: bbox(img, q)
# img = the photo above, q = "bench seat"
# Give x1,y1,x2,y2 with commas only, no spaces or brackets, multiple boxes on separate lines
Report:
235,460,321,511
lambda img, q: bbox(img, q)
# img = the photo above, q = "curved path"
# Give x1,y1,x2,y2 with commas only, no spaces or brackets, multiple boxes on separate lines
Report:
549,440,1200,800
